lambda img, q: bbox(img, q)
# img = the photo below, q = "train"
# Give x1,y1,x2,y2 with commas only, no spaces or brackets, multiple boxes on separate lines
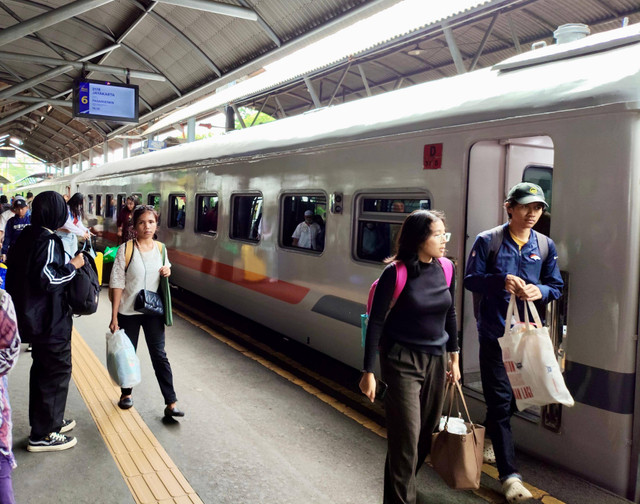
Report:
21,23,640,501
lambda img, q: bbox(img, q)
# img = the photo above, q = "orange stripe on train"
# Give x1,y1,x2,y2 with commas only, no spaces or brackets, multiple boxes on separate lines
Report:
168,249,309,305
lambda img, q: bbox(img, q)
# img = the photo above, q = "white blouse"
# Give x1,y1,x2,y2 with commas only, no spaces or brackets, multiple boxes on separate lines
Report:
109,242,171,316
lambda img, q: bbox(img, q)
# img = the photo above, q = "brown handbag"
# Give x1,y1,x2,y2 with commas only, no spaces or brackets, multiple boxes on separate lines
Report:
430,381,485,490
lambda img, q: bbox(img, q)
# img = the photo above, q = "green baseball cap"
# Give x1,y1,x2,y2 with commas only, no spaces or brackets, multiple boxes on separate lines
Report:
507,182,548,209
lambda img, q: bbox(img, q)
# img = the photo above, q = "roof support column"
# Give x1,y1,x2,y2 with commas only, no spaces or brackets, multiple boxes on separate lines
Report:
187,117,196,143
103,141,108,164
442,21,467,74
88,147,93,169
231,105,246,129
357,64,372,97
225,106,235,132
122,139,129,159
303,76,321,108
508,14,522,54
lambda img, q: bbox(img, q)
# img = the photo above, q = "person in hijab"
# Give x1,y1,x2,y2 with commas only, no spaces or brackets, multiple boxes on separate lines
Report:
5,191,84,453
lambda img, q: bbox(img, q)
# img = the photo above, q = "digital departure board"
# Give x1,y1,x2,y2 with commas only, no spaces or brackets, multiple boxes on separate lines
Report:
73,80,139,123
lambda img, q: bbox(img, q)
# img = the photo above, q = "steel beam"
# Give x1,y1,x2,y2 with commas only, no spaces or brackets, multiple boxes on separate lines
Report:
470,13,499,71
155,0,257,20
303,76,321,108
0,44,121,100
237,0,281,46
0,51,166,81
508,13,522,54
0,0,115,48
9,96,70,107
442,21,467,74
357,64,372,97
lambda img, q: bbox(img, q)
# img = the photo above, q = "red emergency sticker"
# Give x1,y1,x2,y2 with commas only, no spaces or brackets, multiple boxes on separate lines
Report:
423,143,443,169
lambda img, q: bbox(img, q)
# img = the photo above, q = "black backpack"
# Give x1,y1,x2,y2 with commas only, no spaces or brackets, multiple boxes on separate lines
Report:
67,248,100,316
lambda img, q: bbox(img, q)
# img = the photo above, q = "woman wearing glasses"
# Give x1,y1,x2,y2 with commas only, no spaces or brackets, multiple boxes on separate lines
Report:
359,209,459,504
108,205,184,418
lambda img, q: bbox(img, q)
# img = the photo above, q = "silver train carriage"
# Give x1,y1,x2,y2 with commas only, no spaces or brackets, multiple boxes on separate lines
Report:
24,24,640,501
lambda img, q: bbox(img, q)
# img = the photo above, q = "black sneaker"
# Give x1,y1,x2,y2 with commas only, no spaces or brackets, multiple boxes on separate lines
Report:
60,419,76,434
25,344,32,352
27,432,77,452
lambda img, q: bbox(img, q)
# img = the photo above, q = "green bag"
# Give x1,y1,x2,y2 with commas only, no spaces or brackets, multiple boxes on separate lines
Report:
160,243,173,327
103,246,118,263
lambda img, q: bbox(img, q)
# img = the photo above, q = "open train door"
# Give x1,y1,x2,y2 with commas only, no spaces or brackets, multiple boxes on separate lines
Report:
462,136,556,418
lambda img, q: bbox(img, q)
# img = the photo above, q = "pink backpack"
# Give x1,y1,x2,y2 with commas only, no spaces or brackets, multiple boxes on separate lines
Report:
365,257,454,315
361,258,454,347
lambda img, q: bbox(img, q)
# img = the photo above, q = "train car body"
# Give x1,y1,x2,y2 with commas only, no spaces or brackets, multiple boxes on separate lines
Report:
26,25,640,500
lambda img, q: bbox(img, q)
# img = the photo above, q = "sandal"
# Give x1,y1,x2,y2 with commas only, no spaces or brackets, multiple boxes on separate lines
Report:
483,439,496,464
502,476,533,503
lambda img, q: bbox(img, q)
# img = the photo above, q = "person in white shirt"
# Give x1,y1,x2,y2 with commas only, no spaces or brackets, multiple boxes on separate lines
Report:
292,210,321,250
55,193,91,260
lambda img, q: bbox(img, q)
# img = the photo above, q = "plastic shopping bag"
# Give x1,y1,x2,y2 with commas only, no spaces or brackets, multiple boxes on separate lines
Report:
103,246,118,263
499,295,574,410
106,329,141,388
0,263,7,289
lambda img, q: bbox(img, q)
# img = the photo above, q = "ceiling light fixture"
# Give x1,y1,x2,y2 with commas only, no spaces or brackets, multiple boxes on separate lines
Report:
408,49,424,56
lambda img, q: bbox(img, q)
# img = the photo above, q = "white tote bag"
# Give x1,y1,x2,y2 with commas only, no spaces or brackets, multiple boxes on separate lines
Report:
499,295,574,410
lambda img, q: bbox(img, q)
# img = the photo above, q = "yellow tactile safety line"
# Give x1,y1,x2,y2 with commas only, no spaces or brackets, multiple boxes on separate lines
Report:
70,328,203,504
174,306,566,504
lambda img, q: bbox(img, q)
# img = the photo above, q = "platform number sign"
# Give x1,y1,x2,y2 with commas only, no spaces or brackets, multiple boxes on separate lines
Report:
423,143,443,170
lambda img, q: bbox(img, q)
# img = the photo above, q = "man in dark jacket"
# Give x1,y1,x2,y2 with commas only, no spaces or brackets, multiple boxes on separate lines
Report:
6,191,84,452
464,182,563,503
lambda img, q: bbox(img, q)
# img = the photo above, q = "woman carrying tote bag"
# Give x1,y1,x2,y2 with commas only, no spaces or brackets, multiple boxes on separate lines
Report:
108,205,184,418
359,209,459,504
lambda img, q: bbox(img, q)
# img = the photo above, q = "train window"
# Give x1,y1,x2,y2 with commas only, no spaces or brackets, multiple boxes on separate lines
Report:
196,194,218,235
87,195,94,215
168,195,186,229
105,194,116,219
116,194,126,218
230,194,262,242
96,194,102,217
354,194,431,262
147,194,161,225
280,194,326,252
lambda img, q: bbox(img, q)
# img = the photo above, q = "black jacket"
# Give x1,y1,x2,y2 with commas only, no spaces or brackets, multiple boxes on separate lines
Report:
5,192,76,342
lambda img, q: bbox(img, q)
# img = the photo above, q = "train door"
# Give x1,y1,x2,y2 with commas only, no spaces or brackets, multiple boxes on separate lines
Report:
462,136,554,398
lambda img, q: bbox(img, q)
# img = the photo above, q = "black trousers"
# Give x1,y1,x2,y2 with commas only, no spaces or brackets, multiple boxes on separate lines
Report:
29,339,72,439
117,313,177,404
380,343,446,504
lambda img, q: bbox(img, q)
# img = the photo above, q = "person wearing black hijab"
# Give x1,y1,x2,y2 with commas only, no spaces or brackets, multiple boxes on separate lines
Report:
5,191,85,452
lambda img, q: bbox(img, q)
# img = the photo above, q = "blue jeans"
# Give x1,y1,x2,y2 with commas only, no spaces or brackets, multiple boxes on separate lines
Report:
479,335,518,479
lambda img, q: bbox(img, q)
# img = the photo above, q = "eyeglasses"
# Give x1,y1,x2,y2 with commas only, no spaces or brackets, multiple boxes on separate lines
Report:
433,232,451,243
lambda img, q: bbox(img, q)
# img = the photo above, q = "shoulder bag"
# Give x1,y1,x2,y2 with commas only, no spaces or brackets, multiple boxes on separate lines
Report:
133,241,164,317
431,381,485,490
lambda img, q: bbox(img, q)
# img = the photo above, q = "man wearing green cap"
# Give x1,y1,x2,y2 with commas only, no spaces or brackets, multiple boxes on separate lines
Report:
464,182,563,503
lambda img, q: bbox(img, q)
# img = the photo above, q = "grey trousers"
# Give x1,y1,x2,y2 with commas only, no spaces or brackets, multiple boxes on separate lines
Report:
380,343,447,504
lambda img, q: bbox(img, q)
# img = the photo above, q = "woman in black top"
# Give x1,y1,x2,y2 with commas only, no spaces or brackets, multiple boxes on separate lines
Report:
359,210,460,504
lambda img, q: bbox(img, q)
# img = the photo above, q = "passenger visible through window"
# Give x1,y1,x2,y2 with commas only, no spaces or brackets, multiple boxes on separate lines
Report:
169,195,186,229
147,194,161,225
105,194,115,219
87,195,94,215
196,194,219,234
355,195,431,262
281,194,326,252
230,194,262,242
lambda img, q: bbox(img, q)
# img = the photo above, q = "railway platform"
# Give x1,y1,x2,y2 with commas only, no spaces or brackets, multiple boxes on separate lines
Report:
6,289,633,504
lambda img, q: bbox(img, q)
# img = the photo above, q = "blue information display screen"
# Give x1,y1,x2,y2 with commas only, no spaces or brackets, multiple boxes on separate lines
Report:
73,80,139,123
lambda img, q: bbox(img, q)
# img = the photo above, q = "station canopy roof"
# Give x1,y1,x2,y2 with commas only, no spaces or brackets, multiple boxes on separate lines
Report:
0,0,639,163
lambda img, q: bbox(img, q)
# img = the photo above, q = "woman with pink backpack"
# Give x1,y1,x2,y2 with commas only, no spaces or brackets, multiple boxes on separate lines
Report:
359,209,459,504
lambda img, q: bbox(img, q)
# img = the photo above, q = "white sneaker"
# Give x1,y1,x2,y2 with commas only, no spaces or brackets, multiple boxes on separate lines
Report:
502,477,533,503
483,439,496,464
